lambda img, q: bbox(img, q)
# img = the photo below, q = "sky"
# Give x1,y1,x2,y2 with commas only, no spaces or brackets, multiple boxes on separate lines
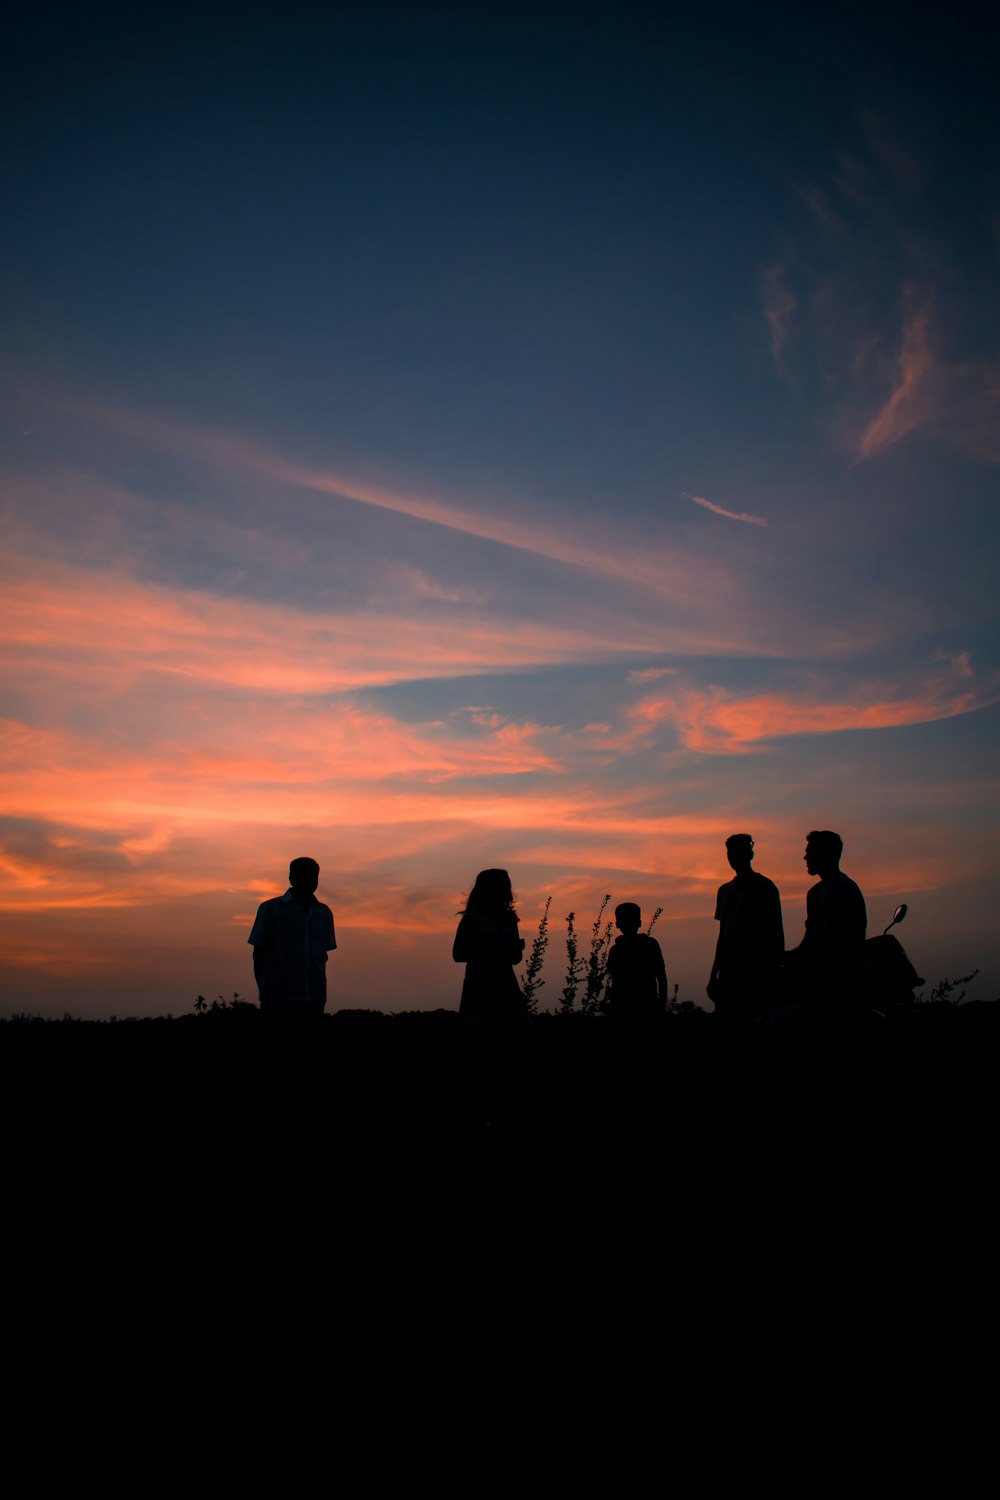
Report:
1,2,998,1018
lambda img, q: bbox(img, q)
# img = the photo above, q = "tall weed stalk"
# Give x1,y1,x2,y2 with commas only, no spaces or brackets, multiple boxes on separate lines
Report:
582,894,613,1015
522,896,552,1016
561,912,586,1013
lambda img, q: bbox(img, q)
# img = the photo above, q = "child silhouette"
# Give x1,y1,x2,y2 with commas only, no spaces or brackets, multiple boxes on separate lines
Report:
605,902,668,1019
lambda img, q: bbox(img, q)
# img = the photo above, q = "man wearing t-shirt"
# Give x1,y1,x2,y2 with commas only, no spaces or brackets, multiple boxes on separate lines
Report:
707,834,784,1022
248,857,337,1016
785,830,867,1006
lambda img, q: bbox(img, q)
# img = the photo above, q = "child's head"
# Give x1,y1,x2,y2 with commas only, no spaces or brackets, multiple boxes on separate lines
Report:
615,901,641,935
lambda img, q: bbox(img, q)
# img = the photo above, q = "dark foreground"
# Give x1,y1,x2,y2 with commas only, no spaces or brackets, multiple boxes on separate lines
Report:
5,1005,995,1198
4,1006,995,1436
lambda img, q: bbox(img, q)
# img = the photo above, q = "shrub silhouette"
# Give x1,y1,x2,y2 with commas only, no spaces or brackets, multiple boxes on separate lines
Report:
915,970,980,1006
560,911,586,1013
522,896,551,1016
582,895,613,1016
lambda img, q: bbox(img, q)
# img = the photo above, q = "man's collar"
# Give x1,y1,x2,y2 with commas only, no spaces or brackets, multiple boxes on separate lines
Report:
280,888,317,904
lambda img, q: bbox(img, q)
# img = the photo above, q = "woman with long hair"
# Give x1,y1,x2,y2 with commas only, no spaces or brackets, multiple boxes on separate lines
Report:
453,869,527,1023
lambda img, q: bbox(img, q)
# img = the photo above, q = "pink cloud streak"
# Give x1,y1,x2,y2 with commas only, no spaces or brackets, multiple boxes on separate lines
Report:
0,560,664,694
37,393,739,609
683,493,768,527
858,302,935,458
627,661,997,755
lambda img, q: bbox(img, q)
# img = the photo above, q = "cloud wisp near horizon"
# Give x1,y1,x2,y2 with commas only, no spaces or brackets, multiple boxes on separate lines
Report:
1,7,997,1015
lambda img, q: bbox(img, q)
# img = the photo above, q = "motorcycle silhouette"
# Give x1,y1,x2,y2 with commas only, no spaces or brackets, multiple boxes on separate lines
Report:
856,903,925,1020
764,903,925,1024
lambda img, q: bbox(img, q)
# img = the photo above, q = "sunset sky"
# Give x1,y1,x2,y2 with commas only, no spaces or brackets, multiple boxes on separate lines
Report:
2,3,997,1017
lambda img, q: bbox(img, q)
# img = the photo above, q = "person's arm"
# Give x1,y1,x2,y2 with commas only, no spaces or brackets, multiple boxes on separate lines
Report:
707,891,724,997
852,885,868,945
453,915,471,963
773,888,785,960
768,883,785,961
786,886,817,963
654,940,668,1006
836,882,867,958
248,905,269,991
707,928,724,997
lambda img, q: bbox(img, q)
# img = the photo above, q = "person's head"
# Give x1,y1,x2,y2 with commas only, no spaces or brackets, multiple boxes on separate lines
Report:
463,868,515,917
289,856,320,894
804,830,843,878
725,833,754,874
615,901,642,935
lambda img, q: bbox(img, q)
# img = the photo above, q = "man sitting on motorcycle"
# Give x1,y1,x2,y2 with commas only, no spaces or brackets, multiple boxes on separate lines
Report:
784,829,867,1009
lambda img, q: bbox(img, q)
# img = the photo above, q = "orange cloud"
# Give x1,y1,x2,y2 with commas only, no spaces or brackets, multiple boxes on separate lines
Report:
627,660,998,755
0,558,663,697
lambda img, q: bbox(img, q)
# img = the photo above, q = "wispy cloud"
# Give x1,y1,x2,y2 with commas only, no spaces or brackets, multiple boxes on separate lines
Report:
854,297,1000,464
0,558,670,696
764,122,1000,466
626,666,678,684
626,657,999,755
27,391,743,609
760,260,798,361
857,298,935,459
683,493,768,527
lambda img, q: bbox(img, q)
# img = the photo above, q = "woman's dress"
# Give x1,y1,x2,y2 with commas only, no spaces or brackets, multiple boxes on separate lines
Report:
453,910,527,1022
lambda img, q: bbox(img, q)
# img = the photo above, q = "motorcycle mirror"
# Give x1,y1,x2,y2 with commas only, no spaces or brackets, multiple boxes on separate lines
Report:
893,903,907,924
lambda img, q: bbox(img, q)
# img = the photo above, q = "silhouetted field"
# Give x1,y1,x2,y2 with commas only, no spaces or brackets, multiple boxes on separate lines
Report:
4,1002,995,1177
4,1004,994,1306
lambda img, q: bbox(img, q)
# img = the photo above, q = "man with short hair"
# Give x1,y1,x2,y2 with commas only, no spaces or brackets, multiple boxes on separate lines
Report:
248,857,337,1016
786,830,867,1004
707,834,784,1022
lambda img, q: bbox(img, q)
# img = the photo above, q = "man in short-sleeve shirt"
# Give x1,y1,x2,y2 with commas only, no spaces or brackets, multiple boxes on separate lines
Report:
708,834,784,1021
786,830,867,1008
248,857,336,1014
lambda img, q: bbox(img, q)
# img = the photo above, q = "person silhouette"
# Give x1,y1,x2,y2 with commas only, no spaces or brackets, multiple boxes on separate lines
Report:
453,869,527,1024
707,834,784,1023
785,830,867,1007
605,903,668,1019
248,857,336,1016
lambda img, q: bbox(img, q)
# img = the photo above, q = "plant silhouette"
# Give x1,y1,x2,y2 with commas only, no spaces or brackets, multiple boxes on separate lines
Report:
522,897,552,1016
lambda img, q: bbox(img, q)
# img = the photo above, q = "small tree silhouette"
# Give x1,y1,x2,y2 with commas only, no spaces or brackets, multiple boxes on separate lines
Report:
561,911,586,1013
581,895,612,1016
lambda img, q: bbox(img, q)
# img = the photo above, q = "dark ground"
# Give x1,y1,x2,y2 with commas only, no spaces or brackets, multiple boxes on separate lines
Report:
5,1005,994,1207
3,1006,994,1446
